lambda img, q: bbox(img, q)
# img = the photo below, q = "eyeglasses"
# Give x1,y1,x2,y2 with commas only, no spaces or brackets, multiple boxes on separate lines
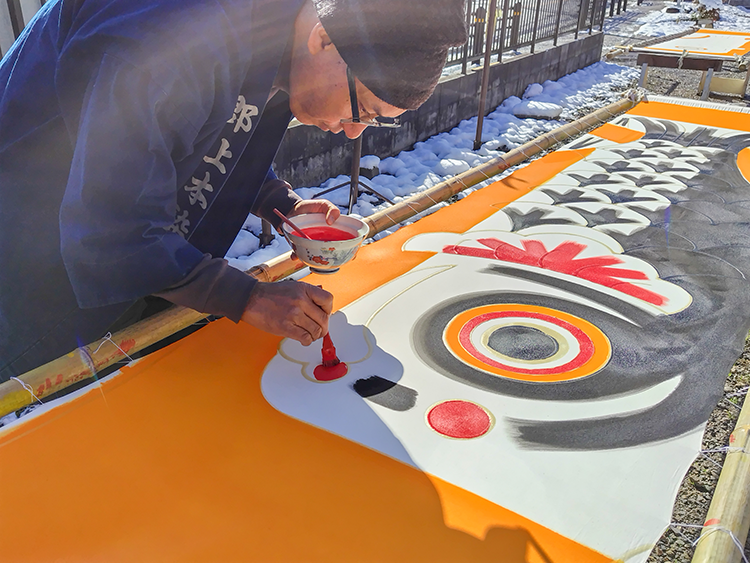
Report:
340,67,401,128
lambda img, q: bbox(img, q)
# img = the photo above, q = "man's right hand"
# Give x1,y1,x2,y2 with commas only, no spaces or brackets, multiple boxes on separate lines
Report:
241,280,333,346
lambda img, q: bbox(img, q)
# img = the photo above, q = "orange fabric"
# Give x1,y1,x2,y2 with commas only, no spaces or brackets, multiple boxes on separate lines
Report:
628,100,750,132
589,122,645,144
309,148,595,309
738,147,750,185
0,148,609,563
645,29,750,57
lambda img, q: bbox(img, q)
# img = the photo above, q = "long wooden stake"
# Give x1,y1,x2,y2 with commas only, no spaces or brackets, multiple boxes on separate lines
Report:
474,0,498,151
692,392,750,563
0,91,642,419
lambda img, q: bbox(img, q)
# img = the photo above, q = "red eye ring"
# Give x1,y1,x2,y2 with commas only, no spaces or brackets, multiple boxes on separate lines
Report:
444,304,611,383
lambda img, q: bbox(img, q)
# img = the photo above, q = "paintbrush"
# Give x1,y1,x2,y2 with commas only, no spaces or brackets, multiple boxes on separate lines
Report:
320,333,341,367
273,208,312,240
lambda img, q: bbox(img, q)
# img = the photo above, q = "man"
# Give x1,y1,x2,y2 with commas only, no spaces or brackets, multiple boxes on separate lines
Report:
0,0,467,380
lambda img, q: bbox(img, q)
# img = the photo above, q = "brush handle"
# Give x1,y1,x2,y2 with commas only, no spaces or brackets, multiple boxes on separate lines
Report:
273,208,312,240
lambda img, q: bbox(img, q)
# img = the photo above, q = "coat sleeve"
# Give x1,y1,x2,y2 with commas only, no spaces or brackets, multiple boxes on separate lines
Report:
59,53,208,309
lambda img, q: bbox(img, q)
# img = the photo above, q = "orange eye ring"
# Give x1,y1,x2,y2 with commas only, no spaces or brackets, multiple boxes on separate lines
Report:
444,304,611,383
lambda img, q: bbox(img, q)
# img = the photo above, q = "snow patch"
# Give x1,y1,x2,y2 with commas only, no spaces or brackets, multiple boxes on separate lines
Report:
513,100,564,119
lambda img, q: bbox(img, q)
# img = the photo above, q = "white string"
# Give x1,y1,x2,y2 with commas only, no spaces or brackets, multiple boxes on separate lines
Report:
721,397,743,411
91,332,135,363
702,446,745,455
670,522,749,563
677,48,688,70
726,386,750,398
698,452,724,469
9,377,42,405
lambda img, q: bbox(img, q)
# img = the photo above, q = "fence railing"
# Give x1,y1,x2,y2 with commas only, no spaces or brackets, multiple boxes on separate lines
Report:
447,0,608,69
0,0,45,57
1,0,611,65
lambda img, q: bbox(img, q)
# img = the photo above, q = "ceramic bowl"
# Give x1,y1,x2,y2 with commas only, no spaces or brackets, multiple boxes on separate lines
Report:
282,213,369,274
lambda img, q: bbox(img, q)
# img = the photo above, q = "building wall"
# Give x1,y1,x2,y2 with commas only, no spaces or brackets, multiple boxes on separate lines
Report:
275,32,604,188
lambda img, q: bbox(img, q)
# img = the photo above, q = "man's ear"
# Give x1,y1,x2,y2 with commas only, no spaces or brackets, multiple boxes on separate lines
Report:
307,22,335,55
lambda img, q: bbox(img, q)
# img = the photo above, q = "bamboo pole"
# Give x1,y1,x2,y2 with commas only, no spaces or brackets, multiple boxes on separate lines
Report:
0,90,642,419
691,393,750,563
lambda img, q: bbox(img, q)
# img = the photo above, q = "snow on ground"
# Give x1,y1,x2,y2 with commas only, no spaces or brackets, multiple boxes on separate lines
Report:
633,0,750,36
714,3,750,31
224,61,639,272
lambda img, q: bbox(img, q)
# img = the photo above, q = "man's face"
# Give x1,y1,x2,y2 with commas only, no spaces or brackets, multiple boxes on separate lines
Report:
288,22,406,139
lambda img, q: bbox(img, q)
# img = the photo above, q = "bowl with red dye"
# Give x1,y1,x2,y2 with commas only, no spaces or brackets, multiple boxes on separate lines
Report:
282,213,369,274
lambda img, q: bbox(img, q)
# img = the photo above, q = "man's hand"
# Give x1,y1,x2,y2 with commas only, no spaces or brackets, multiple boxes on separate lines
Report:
289,199,340,225
241,280,333,346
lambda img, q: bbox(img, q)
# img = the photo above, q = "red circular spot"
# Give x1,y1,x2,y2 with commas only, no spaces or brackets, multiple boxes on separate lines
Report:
312,361,348,382
427,400,493,439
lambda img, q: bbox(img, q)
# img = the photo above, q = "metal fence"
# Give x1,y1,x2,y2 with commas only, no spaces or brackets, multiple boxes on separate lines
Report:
0,0,45,57
447,0,608,69
1,0,610,63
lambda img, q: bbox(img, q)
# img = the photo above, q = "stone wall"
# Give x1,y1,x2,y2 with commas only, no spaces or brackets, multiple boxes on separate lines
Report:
274,32,604,188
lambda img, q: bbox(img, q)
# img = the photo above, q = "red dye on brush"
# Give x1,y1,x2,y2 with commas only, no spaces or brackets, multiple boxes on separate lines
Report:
313,333,348,381
301,226,355,241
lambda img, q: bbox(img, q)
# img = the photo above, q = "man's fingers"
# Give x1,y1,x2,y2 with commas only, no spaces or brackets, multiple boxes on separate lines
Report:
306,284,334,314
290,200,341,225
304,305,328,338
289,324,314,346
241,279,332,344
325,205,340,225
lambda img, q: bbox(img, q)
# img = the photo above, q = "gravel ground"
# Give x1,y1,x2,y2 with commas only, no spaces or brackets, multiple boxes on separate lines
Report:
603,3,750,561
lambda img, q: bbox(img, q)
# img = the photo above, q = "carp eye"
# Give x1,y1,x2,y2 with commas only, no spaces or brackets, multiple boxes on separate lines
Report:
442,303,611,384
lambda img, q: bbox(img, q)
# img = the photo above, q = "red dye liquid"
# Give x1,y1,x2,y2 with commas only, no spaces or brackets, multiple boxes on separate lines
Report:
301,226,355,241
313,333,348,382
427,400,493,439
313,362,348,381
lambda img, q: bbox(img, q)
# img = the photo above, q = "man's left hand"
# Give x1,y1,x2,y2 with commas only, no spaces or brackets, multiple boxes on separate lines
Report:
288,199,340,225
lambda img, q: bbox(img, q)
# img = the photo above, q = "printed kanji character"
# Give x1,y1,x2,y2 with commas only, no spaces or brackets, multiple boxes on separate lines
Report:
166,206,190,237
227,95,259,133
203,138,232,174
184,172,214,209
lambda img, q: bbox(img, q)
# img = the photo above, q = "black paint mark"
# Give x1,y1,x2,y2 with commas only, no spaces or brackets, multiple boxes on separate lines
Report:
567,173,623,186
591,160,650,173
645,162,697,174
564,206,634,227
611,149,650,159
353,377,418,412
596,189,656,205
540,188,600,205
616,173,667,188
504,208,579,232
487,326,559,360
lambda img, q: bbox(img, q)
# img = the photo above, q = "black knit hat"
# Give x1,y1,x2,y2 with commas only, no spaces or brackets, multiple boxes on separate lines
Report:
312,0,468,110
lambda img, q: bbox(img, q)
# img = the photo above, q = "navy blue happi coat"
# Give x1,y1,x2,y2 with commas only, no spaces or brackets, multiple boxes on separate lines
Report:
0,0,303,378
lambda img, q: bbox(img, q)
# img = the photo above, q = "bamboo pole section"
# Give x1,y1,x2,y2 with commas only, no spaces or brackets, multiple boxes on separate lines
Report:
692,393,750,563
0,90,643,419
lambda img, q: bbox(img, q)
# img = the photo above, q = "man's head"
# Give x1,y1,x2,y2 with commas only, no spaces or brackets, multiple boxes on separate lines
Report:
287,0,467,139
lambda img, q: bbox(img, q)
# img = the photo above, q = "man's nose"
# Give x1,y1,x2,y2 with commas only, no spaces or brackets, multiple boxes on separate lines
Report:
342,122,368,139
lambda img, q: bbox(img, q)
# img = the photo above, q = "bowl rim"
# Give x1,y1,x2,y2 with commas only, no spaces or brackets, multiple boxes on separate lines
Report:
282,213,368,242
